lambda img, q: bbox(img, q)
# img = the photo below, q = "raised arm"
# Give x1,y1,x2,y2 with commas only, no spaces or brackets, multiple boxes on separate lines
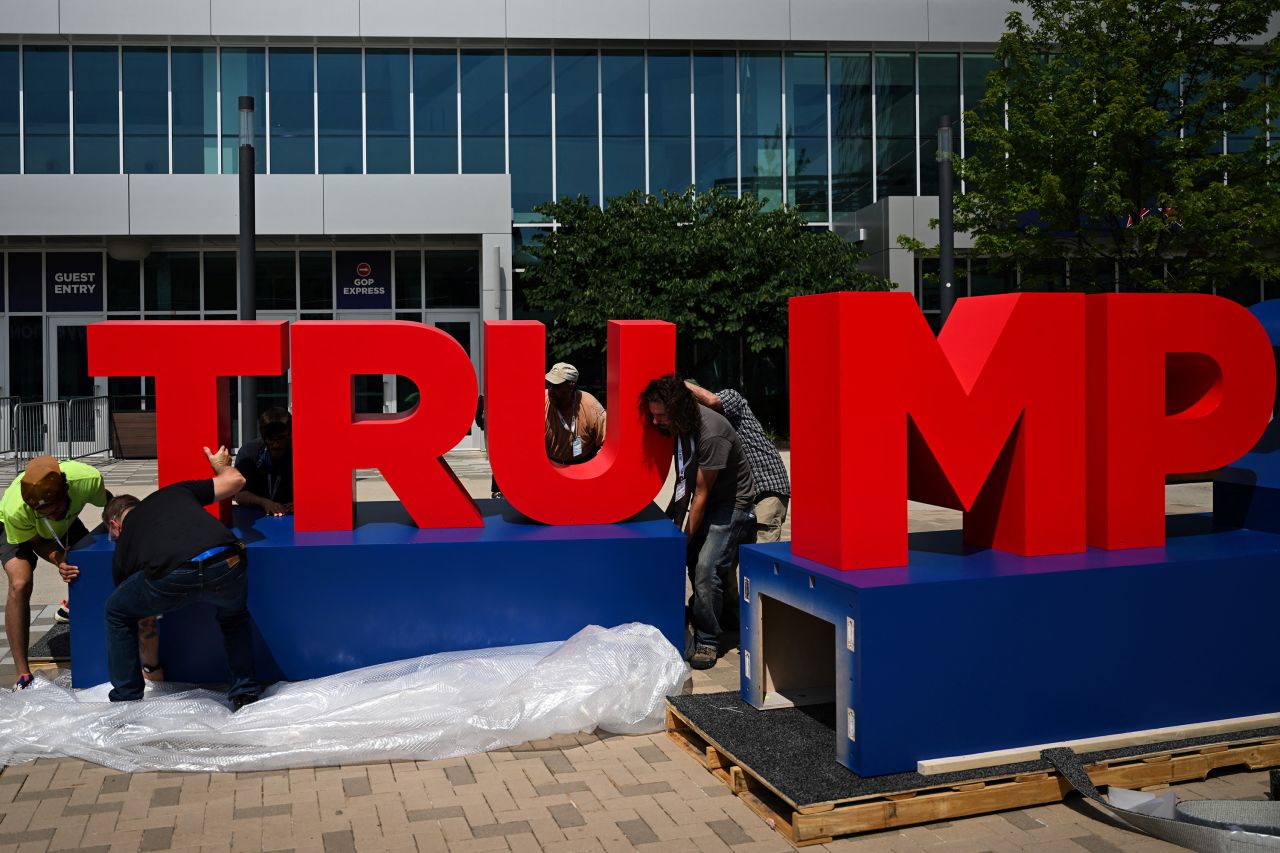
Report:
684,381,722,412
204,446,247,502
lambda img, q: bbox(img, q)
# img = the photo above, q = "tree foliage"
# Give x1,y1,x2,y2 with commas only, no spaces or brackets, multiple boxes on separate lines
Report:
520,189,889,360
955,0,1280,291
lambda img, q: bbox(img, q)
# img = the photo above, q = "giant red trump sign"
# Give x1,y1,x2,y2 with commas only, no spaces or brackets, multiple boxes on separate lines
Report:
86,292,1275,569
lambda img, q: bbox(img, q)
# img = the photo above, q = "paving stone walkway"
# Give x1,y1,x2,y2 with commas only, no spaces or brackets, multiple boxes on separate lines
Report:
1,459,1267,852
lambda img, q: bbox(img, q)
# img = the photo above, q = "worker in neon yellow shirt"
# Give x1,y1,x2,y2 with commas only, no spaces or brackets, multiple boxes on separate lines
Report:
1,456,109,691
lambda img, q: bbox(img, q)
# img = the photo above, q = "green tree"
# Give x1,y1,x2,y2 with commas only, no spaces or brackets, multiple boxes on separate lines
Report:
521,189,889,363
954,0,1280,292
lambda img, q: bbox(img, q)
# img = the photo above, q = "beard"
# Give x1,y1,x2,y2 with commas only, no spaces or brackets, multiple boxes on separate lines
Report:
654,424,673,436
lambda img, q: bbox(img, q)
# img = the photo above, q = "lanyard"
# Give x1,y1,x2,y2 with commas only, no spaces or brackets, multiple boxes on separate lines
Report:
554,396,578,436
39,515,67,553
676,436,696,482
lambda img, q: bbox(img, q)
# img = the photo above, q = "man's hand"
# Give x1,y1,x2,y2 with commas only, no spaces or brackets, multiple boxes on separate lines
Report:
58,560,79,583
262,500,287,517
204,445,233,473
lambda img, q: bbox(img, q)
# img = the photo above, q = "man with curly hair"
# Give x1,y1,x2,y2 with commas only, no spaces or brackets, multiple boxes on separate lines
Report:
641,375,755,670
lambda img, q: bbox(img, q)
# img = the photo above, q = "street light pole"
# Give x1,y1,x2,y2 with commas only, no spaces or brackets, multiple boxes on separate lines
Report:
937,115,956,327
238,96,258,448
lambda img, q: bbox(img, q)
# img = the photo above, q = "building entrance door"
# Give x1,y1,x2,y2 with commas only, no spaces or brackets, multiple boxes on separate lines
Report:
46,317,109,459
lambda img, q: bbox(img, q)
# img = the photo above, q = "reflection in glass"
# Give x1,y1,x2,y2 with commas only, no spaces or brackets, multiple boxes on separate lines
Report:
875,53,915,198
0,48,20,173
787,53,827,220
695,52,736,195
461,50,504,173
413,49,457,173
741,52,782,209
961,54,998,170
556,50,598,205
270,49,315,174
144,252,201,313
919,54,959,196
318,50,362,174
255,252,297,310
172,48,218,173
602,51,644,202
648,51,691,195
74,47,119,174
124,48,168,174
220,48,266,174
9,317,43,401
832,53,874,213
24,47,70,174
366,49,410,174
425,250,480,308
509,50,552,220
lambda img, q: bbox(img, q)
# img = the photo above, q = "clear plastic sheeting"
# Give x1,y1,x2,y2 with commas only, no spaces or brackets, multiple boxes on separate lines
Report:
0,623,689,773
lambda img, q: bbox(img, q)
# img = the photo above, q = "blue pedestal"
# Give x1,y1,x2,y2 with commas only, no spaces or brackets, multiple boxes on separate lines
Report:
739,520,1280,777
70,500,685,688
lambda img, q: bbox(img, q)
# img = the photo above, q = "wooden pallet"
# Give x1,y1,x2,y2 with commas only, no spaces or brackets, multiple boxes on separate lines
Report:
666,703,1280,846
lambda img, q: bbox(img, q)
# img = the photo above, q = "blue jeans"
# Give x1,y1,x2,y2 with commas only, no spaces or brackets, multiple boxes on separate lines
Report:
105,554,258,703
687,504,755,650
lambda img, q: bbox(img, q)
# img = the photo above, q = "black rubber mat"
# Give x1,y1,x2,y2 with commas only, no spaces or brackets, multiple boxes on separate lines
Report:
669,691,1280,807
28,622,70,662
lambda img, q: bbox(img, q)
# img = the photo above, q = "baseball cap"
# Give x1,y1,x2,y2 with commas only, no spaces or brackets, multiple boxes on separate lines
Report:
545,363,580,385
20,456,67,511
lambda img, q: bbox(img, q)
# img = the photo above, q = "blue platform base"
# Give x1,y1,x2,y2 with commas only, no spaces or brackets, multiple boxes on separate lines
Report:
739,518,1280,777
70,500,686,688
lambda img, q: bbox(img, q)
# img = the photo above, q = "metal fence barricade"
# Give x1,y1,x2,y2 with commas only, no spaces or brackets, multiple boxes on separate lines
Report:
12,397,112,472
0,397,16,463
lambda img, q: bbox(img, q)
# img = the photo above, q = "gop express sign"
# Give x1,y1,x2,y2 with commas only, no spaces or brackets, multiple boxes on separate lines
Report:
85,293,1276,569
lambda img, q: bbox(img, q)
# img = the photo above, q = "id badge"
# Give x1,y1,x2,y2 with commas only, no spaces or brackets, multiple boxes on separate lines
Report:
572,436,584,458
674,478,686,502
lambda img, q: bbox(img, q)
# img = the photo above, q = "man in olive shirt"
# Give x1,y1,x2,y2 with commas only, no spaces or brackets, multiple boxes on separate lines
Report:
95,446,260,708
642,375,755,670
1,456,110,690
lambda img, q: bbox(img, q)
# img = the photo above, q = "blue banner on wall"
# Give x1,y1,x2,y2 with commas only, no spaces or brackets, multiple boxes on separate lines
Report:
46,253,105,312
335,251,391,311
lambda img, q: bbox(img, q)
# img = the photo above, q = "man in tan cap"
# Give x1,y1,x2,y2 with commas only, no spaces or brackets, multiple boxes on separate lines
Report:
544,362,607,465
1,456,110,690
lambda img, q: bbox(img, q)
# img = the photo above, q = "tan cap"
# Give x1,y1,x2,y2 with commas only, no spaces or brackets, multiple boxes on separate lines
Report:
545,363,580,385
20,456,67,511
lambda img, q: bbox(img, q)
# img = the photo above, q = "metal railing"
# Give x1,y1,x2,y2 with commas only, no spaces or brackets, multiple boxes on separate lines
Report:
0,397,17,462
11,396,112,472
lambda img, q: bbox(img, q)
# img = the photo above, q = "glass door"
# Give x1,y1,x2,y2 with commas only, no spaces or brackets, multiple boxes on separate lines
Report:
424,312,481,449
47,317,108,459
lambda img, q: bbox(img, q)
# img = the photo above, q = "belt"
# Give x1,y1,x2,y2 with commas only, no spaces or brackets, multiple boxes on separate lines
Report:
184,541,246,569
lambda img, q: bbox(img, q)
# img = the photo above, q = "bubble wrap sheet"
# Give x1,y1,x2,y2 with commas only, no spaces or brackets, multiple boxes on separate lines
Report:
0,623,689,773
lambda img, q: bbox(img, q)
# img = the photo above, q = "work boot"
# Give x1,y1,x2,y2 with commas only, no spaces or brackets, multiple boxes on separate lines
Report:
689,645,718,670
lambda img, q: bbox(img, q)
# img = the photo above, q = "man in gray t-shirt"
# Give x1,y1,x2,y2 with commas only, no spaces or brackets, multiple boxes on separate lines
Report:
642,375,755,671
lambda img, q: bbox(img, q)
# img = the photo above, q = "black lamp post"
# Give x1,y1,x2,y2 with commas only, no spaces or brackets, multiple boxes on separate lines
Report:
937,115,956,326
238,96,257,447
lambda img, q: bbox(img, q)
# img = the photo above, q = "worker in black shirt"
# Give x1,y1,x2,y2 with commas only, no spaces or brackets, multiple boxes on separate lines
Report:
234,407,294,516
97,446,260,708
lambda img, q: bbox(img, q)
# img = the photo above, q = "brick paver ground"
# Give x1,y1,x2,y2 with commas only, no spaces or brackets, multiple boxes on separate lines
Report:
1,456,1266,852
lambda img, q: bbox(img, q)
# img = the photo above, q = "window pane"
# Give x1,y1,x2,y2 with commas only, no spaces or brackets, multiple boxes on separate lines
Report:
787,52,827,220
9,316,43,400
412,49,456,173
24,47,70,174
144,252,200,313
300,250,332,310
919,54,958,196
270,48,315,174
172,48,218,173
318,49,362,174
602,51,644,202
394,250,421,309
741,52,782,209
460,50,504,173
0,47,18,173
648,50,691,194
9,252,41,312
366,49,410,174
832,53,872,212
255,251,296,310
961,53,998,168
555,49,598,205
123,48,168,174
203,251,236,311
220,48,266,174
425,250,479,308
107,257,141,311
875,53,915,198
695,52,736,195
509,49,551,221
74,47,119,174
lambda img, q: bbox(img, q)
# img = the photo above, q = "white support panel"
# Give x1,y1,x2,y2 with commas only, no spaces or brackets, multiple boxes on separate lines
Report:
211,0,358,37
128,174,236,235
322,174,512,236
257,174,325,235
508,0,650,40
650,0,789,41
927,0,1022,42
0,0,58,35
361,0,506,38
790,0,927,42
0,175,130,236
59,0,212,36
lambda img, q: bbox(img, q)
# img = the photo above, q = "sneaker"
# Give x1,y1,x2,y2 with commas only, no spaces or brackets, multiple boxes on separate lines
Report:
231,694,260,712
689,645,718,671
54,600,70,623
12,673,34,692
